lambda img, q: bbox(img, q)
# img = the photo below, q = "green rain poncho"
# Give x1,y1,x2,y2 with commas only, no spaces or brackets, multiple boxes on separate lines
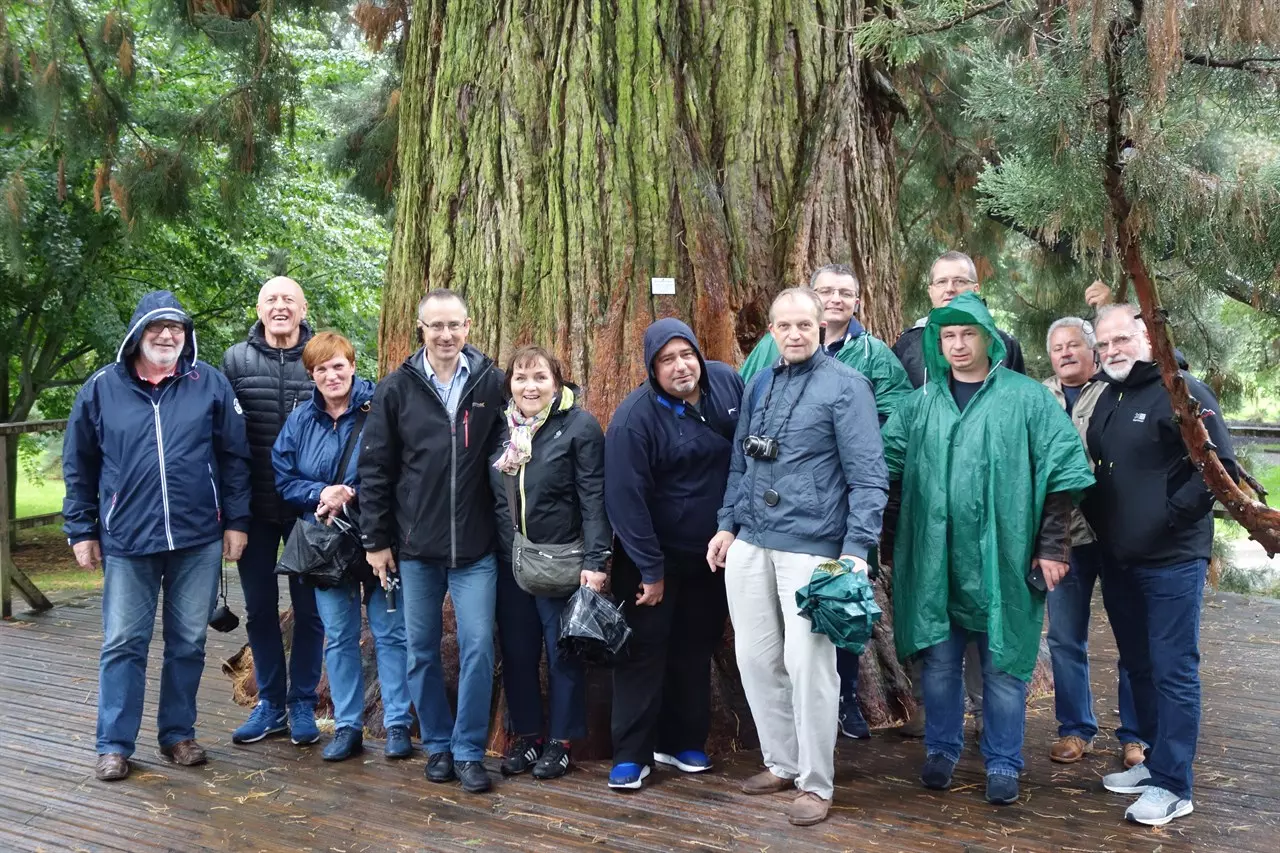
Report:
880,293,1095,681
739,323,912,422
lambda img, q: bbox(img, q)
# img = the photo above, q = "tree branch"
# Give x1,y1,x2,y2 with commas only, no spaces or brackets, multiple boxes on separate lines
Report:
910,0,1011,35
1184,51,1280,71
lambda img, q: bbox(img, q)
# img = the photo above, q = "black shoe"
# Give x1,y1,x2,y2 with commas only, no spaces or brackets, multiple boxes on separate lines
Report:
425,751,456,783
532,740,571,780
322,727,364,762
920,753,956,790
384,725,412,760
501,735,543,776
838,699,871,739
986,773,1019,805
457,760,492,793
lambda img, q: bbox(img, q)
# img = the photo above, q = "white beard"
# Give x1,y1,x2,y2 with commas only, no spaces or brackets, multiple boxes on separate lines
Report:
141,340,181,368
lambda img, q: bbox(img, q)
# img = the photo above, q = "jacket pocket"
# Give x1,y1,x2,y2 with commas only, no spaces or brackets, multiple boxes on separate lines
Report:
207,463,221,523
103,492,119,533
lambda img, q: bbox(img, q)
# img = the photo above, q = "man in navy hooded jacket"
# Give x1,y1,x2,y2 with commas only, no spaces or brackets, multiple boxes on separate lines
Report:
602,318,744,790
62,291,252,782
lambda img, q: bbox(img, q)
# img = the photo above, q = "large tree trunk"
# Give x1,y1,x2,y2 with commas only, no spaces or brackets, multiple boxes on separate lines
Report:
376,0,911,756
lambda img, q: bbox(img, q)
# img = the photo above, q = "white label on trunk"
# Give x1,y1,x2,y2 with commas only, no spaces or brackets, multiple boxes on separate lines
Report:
650,277,676,295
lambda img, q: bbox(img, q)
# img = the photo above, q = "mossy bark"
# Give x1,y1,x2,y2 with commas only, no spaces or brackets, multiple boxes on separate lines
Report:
379,0,910,755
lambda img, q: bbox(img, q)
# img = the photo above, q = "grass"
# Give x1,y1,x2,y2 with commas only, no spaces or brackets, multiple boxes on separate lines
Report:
15,474,64,517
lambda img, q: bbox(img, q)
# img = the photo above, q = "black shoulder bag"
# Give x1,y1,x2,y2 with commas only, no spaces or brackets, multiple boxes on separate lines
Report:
275,404,370,589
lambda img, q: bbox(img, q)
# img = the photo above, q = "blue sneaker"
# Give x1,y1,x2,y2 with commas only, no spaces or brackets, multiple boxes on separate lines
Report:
608,762,651,790
322,727,363,761
232,701,287,744
653,750,712,773
288,701,320,746
384,725,412,760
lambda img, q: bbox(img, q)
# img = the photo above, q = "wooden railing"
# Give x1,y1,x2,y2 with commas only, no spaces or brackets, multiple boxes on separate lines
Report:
1,419,65,619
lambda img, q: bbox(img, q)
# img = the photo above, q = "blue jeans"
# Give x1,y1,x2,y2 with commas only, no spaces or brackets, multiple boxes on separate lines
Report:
236,520,324,708
314,582,413,730
922,626,1027,776
1100,557,1206,799
400,554,498,761
495,562,586,741
97,539,222,756
1047,542,1142,743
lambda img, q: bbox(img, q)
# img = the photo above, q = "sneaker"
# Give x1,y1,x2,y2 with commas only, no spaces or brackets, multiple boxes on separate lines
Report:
288,701,320,746
608,762,651,790
838,700,871,739
1123,742,1146,768
532,740,571,780
653,750,711,773
384,725,412,760
1050,735,1093,764
920,753,956,791
232,701,287,744
1125,786,1194,826
1103,763,1153,794
322,727,364,761
986,773,1019,805
501,735,543,776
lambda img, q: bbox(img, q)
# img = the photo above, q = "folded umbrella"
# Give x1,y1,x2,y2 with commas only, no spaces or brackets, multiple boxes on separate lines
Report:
795,558,882,654
557,585,633,666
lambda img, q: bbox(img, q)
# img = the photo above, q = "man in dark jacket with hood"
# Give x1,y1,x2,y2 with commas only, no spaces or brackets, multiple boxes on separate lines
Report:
1086,303,1237,827
221,275,325,747
63,291,252,781
602,318,743,791
358,289,506,795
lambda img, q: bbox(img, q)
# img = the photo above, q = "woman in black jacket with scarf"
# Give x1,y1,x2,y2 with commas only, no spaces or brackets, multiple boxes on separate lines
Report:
490,345,611,780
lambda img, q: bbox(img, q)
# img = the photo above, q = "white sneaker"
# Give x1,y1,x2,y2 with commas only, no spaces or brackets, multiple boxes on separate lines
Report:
1103,763,1153,794
1125,786,1194,826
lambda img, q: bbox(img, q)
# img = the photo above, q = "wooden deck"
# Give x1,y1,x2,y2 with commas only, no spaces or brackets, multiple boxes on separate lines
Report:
2,587,1279,853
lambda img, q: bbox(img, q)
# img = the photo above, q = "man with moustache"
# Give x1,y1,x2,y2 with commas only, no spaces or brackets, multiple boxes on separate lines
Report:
1042,317,1143,769
603,317,743,791
709,288,887,826
1085,304,1237,826
63,291,253,780
222,276,325,748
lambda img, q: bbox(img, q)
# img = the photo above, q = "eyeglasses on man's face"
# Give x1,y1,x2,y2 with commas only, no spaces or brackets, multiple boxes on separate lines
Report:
929,277,976,290
419,320,467,334
145,321,185,337
814,287,858,300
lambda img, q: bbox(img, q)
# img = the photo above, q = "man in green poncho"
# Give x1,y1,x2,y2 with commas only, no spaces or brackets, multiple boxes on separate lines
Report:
881,292,1095,807
740,264,910,740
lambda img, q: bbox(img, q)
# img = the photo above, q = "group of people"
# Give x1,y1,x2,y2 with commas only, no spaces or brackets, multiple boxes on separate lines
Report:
63,252,1234,830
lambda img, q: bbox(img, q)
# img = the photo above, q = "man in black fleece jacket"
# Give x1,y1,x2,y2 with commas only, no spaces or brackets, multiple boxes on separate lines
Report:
358,289,506,795
602,318,743,790
1086,303,1237,828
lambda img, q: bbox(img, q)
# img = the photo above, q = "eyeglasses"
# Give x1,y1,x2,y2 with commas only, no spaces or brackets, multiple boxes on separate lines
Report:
929,277,976,290
145,321,185,336
1095,333,1138,353
814,288,858,300
419,320,466,334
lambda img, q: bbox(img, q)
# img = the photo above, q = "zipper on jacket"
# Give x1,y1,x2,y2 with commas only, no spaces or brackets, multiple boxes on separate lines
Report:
464,409,470,449
208,463,221,523
104,492,118,533
450,418,458,567
152,400,176,550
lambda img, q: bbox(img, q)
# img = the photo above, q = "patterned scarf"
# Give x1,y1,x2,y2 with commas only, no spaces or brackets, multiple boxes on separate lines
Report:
494,399,553,475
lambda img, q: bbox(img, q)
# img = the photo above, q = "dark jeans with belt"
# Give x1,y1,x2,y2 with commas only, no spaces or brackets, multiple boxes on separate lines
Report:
1100,556,1206,799
610,546,729,766
496,560,587,742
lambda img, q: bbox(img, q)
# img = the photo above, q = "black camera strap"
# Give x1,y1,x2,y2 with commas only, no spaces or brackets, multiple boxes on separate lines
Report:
755,364,815,443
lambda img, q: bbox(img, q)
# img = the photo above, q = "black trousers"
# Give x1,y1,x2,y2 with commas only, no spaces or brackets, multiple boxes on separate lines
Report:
610,545,729,765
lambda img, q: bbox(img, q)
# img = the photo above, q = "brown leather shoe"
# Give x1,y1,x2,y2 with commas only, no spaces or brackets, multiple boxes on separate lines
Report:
160,740,208,766
895,710,925,738
95,752,130,781
741,769,794,795
1123,742,1146,768
787,791,831,826
1049,735,1093,764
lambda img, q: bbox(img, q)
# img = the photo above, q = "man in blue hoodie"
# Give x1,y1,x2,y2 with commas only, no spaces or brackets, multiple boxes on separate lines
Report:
63,291,253,782
603,318,744,791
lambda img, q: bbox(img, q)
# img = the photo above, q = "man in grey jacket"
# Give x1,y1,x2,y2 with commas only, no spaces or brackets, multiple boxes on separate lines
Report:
707,288,888,827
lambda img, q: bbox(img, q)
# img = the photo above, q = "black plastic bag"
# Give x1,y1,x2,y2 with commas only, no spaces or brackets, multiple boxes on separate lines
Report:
557,586,632,666
275,513,363,590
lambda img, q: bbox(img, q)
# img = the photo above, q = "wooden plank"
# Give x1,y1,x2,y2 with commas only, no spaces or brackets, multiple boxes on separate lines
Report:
0,418,68,437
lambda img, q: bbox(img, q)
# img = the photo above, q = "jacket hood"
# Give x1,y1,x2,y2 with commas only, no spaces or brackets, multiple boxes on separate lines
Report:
248,319,314,357
307,375,376,416
116,290,197,367
643,318,709,396
922,292,1006,386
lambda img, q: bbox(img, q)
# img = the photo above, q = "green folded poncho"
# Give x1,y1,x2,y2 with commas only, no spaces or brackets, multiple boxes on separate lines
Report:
795,558,882,654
